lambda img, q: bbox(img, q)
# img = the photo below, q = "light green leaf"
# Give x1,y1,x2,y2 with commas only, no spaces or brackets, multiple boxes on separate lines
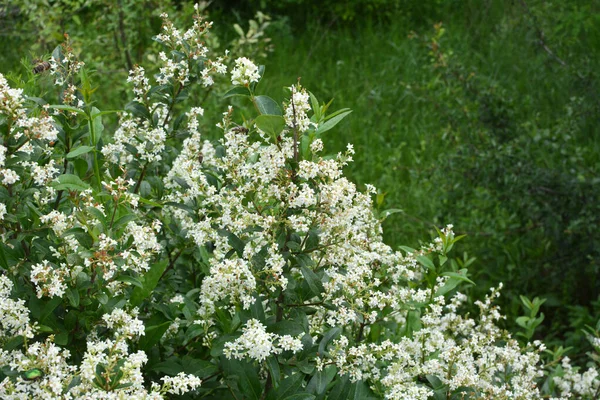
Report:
255,115,286,138
316,109,352,134
66,146,94,159
441,269,475,285
49,104,85,115
52,174,90,192
380,208,402,221
416,255,435,271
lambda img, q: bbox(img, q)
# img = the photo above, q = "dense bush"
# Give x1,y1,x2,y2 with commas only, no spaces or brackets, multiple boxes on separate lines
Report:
1,5,600,400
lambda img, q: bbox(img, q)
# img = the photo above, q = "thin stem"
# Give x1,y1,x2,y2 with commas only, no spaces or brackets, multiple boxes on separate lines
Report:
133,164,147,194
163,83,184,128
284,300,324,308
290,88,299,162
117,0,134,71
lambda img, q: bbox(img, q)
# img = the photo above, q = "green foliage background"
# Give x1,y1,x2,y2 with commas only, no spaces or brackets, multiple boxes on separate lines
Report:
1,0,599,355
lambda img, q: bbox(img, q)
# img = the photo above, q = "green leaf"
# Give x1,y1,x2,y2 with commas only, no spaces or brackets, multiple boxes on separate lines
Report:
435,277,464,297
308,91,321,121
300,265,324,297
255,114,286,138
405,309,421,337
266,372,307,400
29,296,62,323
52,174,90,192
139,320,171,351
91,107,104,145
380,208,402,221
0,243,9,269
328,376,351,400
254,95,282,115
222,358,262,400
223,230,245,257
66,146,94,159
112,214,137,231
440,269,475,285
318,327,342,356
115,274,143,288
316,109,352,134
399,246,416,254
65,288,80,307
55,331,69,346
223,86,251,98
306,365,337,395
416,255,435,271
91,110,120,118
130,259,169,307
266,356,281,390
125,101,152,120
49,104,85,115
347,380,376,399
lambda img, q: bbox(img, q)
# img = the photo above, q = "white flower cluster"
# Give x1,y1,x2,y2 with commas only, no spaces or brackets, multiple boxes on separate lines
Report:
102,307,146,340
0,276,36,341
0,307,201,398
30,260,68,298
127,65,150,102
553,357,600,398
0,73,59,187
224,319,303,362
322,287,547,399
0,337,75,399
155,9,226,88
231,57,261,86
198,258,257,320
285,84,314,133
102,106,168,166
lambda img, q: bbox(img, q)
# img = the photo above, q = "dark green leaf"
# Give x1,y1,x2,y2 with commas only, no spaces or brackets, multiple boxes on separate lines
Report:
139,320,171,351
222,358,262,400
223,86,251,99
125,101,152,120
254,95,282,115
130,259,169,307
300,265,324,297
306,365,337,395
266,372,306,400
266,356,281,390
318,327,341,356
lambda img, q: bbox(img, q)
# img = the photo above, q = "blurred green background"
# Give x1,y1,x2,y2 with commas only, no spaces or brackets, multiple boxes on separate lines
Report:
1,0,599,354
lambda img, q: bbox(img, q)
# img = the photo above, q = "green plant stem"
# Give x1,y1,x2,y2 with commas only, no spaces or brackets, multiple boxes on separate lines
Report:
88,116,102,190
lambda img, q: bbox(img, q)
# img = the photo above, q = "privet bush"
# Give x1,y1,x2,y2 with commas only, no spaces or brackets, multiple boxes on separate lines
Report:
0,6,599,399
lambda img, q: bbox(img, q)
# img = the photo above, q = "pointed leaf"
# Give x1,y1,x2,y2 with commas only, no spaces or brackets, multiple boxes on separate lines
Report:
316,110,352,134
254,95,282,115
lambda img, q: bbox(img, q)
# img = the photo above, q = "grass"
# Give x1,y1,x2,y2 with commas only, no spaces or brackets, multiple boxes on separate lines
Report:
255,2,600,347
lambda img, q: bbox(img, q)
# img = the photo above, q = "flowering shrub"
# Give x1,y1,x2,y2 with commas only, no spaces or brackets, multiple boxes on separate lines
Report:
0,5,599,399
